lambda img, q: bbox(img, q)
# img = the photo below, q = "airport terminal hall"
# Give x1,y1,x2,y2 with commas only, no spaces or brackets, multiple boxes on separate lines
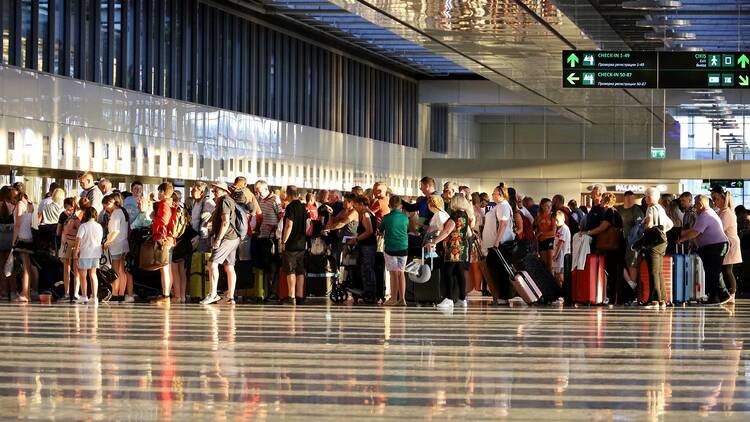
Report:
4,0,750,420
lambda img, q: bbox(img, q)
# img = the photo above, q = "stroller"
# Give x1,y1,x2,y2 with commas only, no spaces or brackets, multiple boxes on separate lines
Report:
330,242,358,304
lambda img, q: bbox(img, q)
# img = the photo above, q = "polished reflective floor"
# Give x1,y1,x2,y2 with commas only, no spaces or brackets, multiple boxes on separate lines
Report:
1,300,750,421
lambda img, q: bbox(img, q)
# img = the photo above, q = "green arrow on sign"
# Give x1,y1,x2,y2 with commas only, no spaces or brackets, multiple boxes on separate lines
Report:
567,73,579,85
740,75,749,86
739,54,750,69
566,53,580,67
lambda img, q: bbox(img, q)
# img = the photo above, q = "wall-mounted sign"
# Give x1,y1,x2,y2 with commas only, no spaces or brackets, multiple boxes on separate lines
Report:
613,184,646,193
650,148,666,159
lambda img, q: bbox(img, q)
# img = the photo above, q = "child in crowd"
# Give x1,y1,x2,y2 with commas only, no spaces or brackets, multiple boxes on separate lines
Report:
552,210,571,288
76,206,103,304
57,197,81,301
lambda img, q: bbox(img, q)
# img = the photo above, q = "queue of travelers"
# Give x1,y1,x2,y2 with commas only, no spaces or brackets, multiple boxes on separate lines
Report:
0,172,745,309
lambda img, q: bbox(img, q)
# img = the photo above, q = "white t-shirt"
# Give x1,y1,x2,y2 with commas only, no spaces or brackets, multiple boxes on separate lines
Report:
107,208,130,256
481,201,514,252
553,224,571,270
77,220,103,260
428,210,450,234
647,204,674,232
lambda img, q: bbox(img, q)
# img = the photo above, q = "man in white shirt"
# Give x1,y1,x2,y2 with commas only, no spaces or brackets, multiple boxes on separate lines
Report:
37,182,59,224
79,172,103,213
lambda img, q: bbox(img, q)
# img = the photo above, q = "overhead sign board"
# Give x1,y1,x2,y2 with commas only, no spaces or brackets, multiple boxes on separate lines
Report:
563,51,750,89
562,51,657,88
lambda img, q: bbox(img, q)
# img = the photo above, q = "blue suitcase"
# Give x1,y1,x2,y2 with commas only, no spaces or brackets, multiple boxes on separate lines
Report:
669,245,689,304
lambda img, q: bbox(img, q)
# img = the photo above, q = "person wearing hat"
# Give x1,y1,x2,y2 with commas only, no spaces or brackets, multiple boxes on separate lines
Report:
711,185,742,302
200,181,240,305
678,194,731,305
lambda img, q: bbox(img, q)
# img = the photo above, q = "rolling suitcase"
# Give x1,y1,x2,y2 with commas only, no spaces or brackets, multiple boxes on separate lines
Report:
572,254,606,305
246,268,267,302
484,247,514,301
189,252,211,299
669,245,688,304
638,256,673,303
304,254,336,297
519,255,561,303
412,256,442,304
512,271,542,303
688,253,706,301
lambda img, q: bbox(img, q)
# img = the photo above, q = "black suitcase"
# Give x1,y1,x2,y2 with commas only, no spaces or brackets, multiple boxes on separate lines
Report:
485,247,514,300
412,256,442,305
519,255,562,303
304,254,336,297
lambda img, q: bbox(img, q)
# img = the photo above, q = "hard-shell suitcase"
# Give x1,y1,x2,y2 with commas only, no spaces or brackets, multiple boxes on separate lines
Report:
512,271,543,304
638,256,673,303
519,255,561,303
572,254,606,305
247,268,267,301
688,253,706,301
669,245,688,303
189,252,212,299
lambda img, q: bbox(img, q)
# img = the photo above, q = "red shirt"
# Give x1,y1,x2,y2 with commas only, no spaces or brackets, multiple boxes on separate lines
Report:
152,199,173,242
370,197,390,225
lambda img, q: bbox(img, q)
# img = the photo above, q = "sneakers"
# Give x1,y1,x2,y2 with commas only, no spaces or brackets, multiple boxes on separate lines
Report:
200,294,220,305
642,301,659,309
455,299,468,307
281,297,296,305
75,296,89,305
436,298,454,310
122,295,135,303
659,302,667,310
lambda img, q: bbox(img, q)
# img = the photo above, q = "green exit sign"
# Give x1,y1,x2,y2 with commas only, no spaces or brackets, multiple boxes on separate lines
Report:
651,148,666,159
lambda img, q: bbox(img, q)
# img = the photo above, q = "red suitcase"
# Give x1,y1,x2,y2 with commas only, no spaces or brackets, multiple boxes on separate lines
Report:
638,257,672,304
572,254,606,305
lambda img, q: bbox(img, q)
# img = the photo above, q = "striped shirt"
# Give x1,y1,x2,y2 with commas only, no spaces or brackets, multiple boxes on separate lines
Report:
258,194,282,238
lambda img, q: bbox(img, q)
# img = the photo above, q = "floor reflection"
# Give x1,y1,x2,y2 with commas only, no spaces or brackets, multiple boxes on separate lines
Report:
0,301,749,419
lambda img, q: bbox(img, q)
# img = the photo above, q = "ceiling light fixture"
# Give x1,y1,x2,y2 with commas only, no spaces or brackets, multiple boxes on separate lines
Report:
637,16,690,28
645,30,696,41
621,0,682,11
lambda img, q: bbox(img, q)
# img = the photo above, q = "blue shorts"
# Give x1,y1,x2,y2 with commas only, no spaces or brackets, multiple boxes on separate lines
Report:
78,258,99,270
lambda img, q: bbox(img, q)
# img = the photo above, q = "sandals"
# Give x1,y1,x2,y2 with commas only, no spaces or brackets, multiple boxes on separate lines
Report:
12,295,29,303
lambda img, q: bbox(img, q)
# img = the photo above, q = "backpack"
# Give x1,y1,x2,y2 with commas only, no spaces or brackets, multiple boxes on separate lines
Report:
169,204,189,239
234,201,249,240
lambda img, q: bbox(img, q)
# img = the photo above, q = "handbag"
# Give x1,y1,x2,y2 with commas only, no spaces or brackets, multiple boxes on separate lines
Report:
634,225,667,250
4,249,14,277
595,225,623,251
97,251,119,286
138,238,171,271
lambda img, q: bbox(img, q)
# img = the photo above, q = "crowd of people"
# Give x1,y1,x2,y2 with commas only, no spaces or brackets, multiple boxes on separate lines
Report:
0,172,745,309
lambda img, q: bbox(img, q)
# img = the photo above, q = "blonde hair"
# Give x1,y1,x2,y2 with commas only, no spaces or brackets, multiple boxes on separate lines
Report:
51,188,65,204
450,193,475,220
600,192,617,207
428,194,444,211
